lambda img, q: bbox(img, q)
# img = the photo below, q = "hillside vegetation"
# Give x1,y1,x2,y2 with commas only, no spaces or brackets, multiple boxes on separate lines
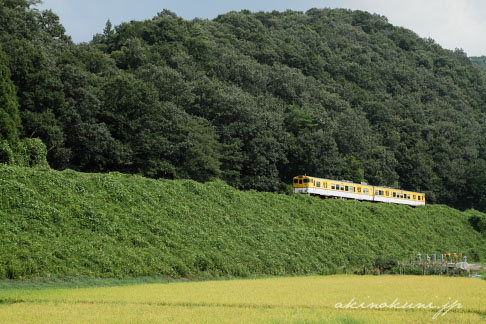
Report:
1,165,485,280
1,2,486,210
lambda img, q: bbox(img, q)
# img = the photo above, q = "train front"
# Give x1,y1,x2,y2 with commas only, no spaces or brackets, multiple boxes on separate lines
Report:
292,175,312,194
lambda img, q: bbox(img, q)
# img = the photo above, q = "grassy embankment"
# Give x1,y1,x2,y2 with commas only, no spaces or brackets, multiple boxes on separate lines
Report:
1,165,485,280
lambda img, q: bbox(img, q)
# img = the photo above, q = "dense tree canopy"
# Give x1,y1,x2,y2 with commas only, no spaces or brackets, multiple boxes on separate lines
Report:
0,47,20,146
1,2,486,210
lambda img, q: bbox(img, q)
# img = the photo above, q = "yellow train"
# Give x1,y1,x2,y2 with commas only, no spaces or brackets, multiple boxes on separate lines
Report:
293,175,425,206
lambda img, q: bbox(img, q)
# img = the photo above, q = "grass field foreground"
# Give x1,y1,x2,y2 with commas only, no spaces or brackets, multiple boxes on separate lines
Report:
0,275,485,324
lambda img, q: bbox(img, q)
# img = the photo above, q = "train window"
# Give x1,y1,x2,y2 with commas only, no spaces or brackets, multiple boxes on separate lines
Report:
407,194,411,199
324,183,327,188
386,191,389,196
340,185,345,190
317,182,321,187
304,179,310,183
418,196,421,200
345,186,349,191
293,179,298,183
349,186,354,192
375,190,379,195
299,180,302,184
331,184,335,189
380,190,384,195
393,192,396,198
413,195,416,199
357,187,361,193
364,188,369,194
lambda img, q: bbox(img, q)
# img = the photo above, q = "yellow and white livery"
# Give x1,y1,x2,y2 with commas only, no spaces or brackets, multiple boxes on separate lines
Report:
293,175,425,206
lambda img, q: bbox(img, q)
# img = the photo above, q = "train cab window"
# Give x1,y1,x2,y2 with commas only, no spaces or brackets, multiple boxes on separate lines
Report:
293,179,298,183
304,179,310,183
299,180,302,184
317,182,321,188
331,184,335,189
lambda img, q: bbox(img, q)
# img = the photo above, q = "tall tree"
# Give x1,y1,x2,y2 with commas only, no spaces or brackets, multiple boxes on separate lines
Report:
0,47,20,146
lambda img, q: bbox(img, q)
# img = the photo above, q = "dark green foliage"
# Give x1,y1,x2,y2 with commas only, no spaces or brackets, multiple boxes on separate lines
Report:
1,3,486,210
0,47,20,146
459,161,486,211
373,256,397,273
0,165,485,279
469,214,486,235
0,141,14,164
341,156,365,184
470,56,486,68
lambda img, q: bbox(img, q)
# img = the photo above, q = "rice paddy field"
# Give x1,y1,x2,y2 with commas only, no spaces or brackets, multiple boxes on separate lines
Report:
0,275,484,324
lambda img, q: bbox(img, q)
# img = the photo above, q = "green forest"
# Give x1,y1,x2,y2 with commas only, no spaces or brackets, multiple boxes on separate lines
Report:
1,0,486,211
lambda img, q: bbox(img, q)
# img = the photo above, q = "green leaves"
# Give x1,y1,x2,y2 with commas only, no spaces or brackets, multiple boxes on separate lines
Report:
1,165,485,279
0,47,20,146
2,3,486,210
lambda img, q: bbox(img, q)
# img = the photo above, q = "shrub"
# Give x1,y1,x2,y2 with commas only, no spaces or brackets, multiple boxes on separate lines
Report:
15,138,49,168
469,214,486,235
0,141,14,164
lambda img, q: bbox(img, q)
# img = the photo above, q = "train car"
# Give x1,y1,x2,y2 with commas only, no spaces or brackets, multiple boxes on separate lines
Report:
293,175,425,206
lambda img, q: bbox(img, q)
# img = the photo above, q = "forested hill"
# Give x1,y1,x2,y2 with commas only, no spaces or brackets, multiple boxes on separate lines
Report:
471,56,486,69
1,1,486,210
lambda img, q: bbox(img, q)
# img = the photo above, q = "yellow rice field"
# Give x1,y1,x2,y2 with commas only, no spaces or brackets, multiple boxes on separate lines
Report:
0,275,484,324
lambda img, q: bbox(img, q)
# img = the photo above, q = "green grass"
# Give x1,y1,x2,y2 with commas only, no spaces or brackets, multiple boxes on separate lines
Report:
1,165,485,280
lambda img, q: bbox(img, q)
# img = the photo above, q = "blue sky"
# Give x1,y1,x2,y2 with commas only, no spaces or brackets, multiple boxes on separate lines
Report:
36,0,486,56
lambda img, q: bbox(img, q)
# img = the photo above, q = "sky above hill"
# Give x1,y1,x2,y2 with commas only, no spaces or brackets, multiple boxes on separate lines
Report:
36,0,486,56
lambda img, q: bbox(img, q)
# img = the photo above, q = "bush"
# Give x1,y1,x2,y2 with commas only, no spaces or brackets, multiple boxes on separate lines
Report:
469,214,486,235
374,256,398,274
0,138,49,168
0,141,14,164
15,138,49,168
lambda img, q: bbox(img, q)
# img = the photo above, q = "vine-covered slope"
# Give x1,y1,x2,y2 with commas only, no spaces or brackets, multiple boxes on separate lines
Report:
1,165,484,279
